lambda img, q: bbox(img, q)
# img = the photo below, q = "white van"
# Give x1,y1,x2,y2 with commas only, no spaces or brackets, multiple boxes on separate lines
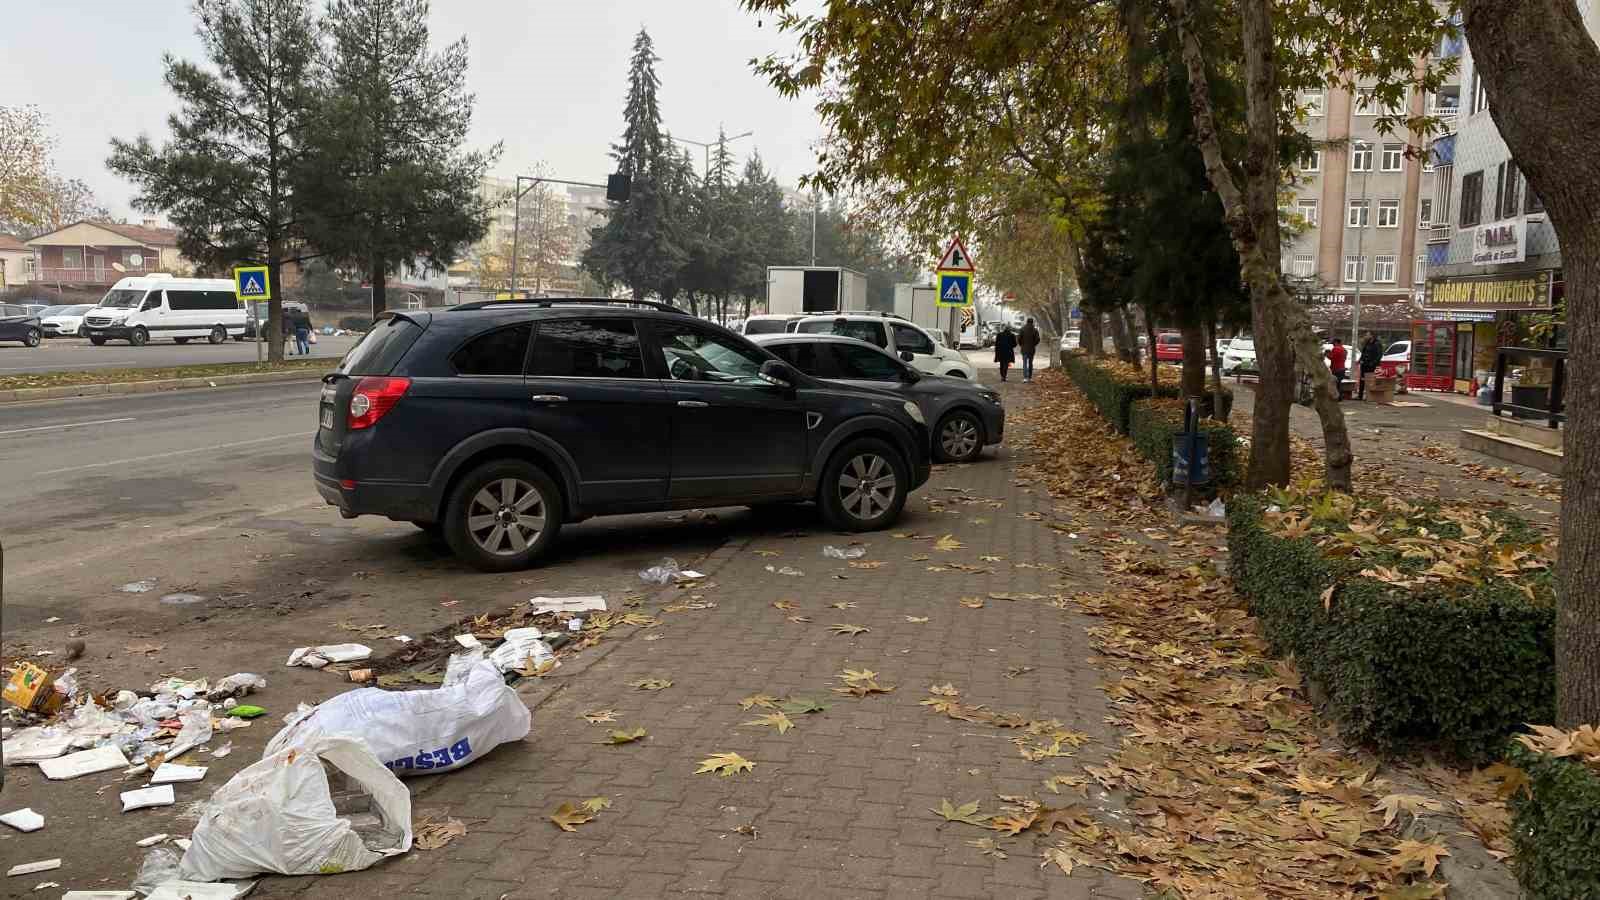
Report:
82,275,247,346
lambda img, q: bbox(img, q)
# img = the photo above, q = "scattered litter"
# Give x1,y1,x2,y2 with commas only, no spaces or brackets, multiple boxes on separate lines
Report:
184,735,411,879
206,674,266,702
147,883,253,900
122,784,176,812
567,618,583,632
764,565,805,577
822,545,866,560
0,808,44,832
159,593,206,606
414,816,467,851
44,616,60,624
211,742,233,758
63,892,139,899
3,662,61,713
174,838,192,851
286,643,371,668
453,634,482,650
138,833,171,847
6,859,59,877
637,559,681,584
392,635,413,644
529,595,607,614
131,847,181,895
489,629,554,675
2,728,71,764
678,570,707,580
265,657,530,777
152,677,209,698
34,884,60,892
226,705,265,719
119,579,157,593
350,669,374,683
40,745,128,780
151,764,208,784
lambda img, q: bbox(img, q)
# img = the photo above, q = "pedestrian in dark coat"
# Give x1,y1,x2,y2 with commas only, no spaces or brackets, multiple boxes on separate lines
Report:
994,326,1018,382
1018,318,1041,382
1357,332,1383,400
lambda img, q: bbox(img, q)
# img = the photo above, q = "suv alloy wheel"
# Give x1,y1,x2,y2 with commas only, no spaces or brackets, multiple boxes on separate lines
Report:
443,459,564,571
934,410,983,463
820,437,908,531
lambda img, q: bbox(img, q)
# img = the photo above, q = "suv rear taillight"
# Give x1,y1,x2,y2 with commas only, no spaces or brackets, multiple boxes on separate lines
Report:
348,376,411,430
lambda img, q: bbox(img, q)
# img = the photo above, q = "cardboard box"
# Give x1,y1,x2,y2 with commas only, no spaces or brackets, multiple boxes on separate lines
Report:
2,662,55,712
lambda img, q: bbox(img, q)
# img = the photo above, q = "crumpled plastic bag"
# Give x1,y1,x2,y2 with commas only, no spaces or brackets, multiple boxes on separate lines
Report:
637,557,681,585
263,659,529,777
207,673,267,702
488,628,553,674
134,846,183,894
180,735,411,880
822,545,866,560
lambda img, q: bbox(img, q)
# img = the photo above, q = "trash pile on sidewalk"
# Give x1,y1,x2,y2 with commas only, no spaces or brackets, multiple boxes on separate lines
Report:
0,593,626,895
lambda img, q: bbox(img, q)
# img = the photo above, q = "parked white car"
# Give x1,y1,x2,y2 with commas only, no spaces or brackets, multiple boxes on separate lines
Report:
38,304,96,337
1222,336,1257,374
1382,340,1411,366
794,312,978,379
740,314,803,336
82,275,246,346
1060,330,1081,350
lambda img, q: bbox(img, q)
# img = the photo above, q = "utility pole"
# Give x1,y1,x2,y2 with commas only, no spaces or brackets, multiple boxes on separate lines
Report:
510,174,616,297
811,192,819,265
1350,161,1371,351
672,130,753,181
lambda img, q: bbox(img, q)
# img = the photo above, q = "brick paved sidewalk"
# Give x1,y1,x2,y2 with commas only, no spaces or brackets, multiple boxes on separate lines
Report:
260,376,1143,900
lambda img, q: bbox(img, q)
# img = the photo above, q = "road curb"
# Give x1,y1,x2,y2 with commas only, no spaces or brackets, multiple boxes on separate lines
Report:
0,369,325,403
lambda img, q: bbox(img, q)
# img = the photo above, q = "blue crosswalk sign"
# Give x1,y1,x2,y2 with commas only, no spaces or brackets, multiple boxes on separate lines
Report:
233,265,272,300
935,271,971,308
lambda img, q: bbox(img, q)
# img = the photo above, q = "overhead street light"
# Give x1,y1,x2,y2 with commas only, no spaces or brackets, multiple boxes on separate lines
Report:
673,130,754,181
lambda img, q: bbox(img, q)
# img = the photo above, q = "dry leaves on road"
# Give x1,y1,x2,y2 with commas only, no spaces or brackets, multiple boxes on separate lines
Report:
739,693,779,710
932,798,987,827
771,600,798,610
905,615,929,623
829,623,870,636
628,677,673,691
833,668,894,697
959,597,985,609
934,534,964,551
741,712,795,734
696,752,755,776
414,816,467,850
550,798,609,832
582,709,618,724
606,728,647,745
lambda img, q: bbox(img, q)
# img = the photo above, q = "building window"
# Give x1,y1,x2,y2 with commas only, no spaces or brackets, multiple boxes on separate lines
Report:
22,256,35,274
1355,88,1378,115
1460,170,1484,226
1495,160,1522,220
1381,144,1404,172
1297,199,1319,225
1293,254,1315,277
1528,183,1546,215
1301,90,1325,116
61,248,83,268
1414,254,1427,284
1347,199,1370,228
1436,163,1455,224
1377,199,1400,228
1299,150,1322,173
1344,255,1366,283
1374,254,1397,283
1472,71,1490,115
1351,142,1374,172
1419,198,1433,228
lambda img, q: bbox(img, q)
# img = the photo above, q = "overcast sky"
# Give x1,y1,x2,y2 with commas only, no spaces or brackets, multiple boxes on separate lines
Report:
3,0,823,221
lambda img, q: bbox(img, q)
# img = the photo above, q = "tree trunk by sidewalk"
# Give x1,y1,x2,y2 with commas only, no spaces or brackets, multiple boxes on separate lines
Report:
369,256,387,318
1181,320,1208,397
1082,312,1103,358
1170,0,1352,491
1146,311,1159,390
1109,305,1138,364
1464,0,1600,726
1206,319,1225,416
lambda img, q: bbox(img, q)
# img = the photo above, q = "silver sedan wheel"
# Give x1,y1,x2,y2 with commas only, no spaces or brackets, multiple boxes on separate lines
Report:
940,415,979,460
465,477,546,556
838,453,897,521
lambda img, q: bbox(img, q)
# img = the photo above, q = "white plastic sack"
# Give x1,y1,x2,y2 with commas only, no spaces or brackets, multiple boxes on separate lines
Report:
263,660,529,776
180,735,411,880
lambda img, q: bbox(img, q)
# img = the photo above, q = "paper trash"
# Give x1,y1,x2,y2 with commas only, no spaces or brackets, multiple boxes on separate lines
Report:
151,763,208,784
148,884,254,900
40,745,128,780
137,833,171,847
0,808,44,832
528,595,606,614
122,785,176,812
62,892,140,900
5,859,60,877
1,728,71,764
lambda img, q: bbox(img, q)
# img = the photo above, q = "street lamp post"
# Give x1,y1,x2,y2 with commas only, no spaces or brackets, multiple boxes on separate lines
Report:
1350,159,1372,353
510,174,615,297
672,130,754,181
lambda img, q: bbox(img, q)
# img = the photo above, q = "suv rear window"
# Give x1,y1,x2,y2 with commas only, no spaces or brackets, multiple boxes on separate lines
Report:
339,315,423,375
529,318,646,378
453,323,532,375
743,318,790,335
798,318,887,348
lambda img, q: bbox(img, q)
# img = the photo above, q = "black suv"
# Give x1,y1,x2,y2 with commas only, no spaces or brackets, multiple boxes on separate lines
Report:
313,300,932,571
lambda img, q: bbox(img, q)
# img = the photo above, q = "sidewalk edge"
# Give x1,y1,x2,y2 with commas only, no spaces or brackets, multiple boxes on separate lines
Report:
0,369,325,403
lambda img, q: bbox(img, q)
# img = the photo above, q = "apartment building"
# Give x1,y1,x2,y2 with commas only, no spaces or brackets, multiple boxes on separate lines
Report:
1284,60,1460,343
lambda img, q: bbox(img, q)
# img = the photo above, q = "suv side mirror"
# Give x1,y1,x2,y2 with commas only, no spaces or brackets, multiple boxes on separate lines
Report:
899,350,915,362
758,359,795,389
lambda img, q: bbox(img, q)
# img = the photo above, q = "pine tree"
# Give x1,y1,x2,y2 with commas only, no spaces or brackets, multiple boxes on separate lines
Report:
107,0,319,362
582,28,686,299
297,0,496,315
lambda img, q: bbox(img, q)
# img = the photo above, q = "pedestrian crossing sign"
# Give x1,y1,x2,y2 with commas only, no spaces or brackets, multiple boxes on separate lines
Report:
936,271,971,308
233,265,271,300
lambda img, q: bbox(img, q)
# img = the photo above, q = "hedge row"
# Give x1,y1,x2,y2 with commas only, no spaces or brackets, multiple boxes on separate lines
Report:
1507,741,1600,897
1061,352,1240,490
1226,491,1555,760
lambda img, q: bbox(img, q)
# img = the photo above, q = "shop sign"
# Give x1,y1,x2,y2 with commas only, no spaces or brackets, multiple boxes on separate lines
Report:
1424,269,1553,311
1472,217,1528,265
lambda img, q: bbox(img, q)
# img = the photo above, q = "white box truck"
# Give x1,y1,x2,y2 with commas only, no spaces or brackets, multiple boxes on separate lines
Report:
766,266,869,316
893,282,970,347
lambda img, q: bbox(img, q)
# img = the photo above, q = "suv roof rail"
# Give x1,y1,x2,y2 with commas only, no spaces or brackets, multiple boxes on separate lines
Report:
802,310,912,322
449,297,689,315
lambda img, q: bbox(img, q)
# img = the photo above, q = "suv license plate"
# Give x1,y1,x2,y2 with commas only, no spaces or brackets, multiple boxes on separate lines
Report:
320,406,335,430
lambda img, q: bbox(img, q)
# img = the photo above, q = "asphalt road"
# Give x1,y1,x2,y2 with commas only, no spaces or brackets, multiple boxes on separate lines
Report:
0,333,361,375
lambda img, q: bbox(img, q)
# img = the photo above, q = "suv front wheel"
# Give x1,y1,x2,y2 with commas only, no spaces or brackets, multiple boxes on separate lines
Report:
819,437,908,531
443,460,563,571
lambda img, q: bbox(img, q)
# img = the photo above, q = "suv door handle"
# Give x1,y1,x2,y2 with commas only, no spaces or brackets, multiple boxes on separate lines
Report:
530,394,568,403
676,400,709,408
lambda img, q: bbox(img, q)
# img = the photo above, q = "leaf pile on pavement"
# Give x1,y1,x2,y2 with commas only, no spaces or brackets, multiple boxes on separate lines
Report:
414,815,468,850
550,796,611,832
628,677,673,691
833,668,894,697
741,711,796,734
696,751,755,776
1408,443,1561,500
1516,724,1600,775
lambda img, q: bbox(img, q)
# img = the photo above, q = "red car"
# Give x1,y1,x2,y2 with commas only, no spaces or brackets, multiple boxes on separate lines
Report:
1154,332,1184,364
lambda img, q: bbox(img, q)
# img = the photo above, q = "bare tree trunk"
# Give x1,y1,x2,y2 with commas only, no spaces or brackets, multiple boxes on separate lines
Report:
1181,320,1207,397
1122,307,1142,366
1108,306,1137,364
1206,319,1225,417
1145,310,1159,390
1464,0,1600,726
1081,311,1103,358
266,253,284,364
1170,0,1352,491
370,256,387,317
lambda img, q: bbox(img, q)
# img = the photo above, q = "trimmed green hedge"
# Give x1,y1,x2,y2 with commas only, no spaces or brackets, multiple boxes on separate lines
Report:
1507,742,1600,898
1226,493,1555,760
1128,398,1241,490
1062,352,1164,434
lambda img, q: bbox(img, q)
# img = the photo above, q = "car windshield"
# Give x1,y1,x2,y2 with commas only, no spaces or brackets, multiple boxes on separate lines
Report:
743,318,791,335
1231,338,1254,351
39,306,72,317
1385,342,1409,355
99,289,146,309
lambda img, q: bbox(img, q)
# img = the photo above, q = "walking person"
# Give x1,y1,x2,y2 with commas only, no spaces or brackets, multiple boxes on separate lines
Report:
994,324,1018,382
293,306,314,357
1018,317,1041,382
1325,336,1348,401
1357,332,1383,401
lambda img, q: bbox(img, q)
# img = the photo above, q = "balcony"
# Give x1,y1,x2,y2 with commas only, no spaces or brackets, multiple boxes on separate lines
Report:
1428,104,1459,123
35,266,154,285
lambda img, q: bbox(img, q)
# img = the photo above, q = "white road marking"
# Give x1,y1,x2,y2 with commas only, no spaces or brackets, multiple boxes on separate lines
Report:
35,430,316,476
0,416,137,436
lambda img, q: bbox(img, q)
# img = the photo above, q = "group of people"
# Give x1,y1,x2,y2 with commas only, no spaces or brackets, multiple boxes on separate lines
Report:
280,306,317,356
992,318,1041,383
1324,333,1387,401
